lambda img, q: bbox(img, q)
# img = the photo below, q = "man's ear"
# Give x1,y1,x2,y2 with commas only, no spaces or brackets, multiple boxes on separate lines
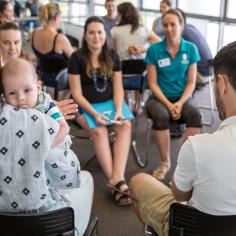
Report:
217,74,229,95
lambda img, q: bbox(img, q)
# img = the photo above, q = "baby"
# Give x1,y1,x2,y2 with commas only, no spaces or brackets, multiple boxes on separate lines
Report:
0,58,69,147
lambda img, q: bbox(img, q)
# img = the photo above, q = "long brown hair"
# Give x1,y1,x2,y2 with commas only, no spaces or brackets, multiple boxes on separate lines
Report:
81,16,113,78
117,2,140,33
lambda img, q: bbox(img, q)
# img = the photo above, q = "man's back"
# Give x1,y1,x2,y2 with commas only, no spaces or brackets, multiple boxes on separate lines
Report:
174,116,236,215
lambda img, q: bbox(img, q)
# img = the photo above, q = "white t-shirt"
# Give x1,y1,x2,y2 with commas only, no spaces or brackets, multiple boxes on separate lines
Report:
174,116,236,215
111,24,153,60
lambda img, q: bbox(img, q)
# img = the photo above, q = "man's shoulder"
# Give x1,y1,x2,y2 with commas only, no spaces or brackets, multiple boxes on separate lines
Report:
187,131,220,151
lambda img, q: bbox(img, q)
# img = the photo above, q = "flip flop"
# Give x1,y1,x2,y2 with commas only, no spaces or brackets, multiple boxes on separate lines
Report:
152,162,170,180
107,180,133,206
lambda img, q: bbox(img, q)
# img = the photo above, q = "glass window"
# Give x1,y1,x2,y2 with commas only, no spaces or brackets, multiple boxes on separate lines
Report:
178,0,221,17
131,0,138,7
223,24,236,47
71,0,87,2
94,0,104,4
142,0,161,11
227,0,236,19
71,3,87,17
58,2,69,17
141,11,160,30
94,5,106,16
185,17,218,56
206,22,219,56
70,17,87,25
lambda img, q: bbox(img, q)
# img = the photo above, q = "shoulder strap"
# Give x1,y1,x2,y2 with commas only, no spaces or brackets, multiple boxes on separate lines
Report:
31,30,36,50
53,33,60,51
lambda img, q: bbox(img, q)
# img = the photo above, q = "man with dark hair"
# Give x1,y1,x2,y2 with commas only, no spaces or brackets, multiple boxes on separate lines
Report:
102,0,117,48
129,41,236,236
177,8,213,86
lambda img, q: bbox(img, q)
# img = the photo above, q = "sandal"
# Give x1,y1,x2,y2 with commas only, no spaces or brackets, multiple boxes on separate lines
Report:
152,162,170,180
107,180,132,206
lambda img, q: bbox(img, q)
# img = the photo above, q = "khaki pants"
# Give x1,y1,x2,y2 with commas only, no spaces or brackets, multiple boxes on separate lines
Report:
131,175,176,236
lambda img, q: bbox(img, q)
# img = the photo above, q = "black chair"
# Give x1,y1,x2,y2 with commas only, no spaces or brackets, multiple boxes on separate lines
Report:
54,68,70,100
146,202,236,236
65,34,79,49
0,207,98,236
169,202,236,236
0,207,74,236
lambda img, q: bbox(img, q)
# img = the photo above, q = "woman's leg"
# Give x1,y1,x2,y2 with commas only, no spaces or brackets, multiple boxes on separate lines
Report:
110,120,132,184
146,99,171,180
77,115,113,180
108,120,132,204
181,98,202,142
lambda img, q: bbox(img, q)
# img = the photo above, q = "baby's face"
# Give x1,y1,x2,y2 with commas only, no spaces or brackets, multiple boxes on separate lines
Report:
3,70,41,109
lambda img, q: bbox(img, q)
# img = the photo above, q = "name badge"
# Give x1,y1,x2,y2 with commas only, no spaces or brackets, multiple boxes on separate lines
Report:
158,58,171,68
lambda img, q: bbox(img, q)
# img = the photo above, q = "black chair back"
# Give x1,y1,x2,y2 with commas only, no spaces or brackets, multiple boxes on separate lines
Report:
122,59,148,92
169,202,236,236
66,34,79,49
54,68,70,100
122,59,146,75
0,207,74,236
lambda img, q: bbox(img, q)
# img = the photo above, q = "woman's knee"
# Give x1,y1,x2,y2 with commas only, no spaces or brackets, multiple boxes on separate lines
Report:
115,120,132,133
184,106,202,127
89,126,108,138
122,120,132,130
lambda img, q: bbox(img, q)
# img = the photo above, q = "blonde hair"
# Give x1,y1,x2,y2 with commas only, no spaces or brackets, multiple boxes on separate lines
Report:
39,3,61,26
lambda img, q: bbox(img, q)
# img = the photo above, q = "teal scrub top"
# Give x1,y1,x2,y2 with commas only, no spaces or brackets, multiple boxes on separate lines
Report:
145,38,200,99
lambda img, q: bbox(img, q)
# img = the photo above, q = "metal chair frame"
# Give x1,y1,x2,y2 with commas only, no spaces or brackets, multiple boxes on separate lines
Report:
122,59,150,168
196,59,217,126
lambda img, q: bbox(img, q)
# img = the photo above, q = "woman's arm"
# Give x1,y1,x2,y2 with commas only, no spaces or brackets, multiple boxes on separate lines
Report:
173,63,197,119
178,63,197,104
147,33,161,43
128,33,160,55
68,74,109,125
147,64,174,112
152,19,158,33
58,34,74,58
113,71,124,119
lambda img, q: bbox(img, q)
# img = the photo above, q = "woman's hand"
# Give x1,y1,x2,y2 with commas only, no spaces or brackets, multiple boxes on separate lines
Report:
172,101,183,120
128,45,140,55
56,99,78,120
94,113,110,126
114,110,123,122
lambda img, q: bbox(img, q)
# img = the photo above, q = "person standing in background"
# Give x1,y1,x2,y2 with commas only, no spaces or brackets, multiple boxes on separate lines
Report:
152,0,172,37
102,0,117,48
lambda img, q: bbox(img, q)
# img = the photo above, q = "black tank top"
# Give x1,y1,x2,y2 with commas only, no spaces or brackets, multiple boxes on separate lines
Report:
32,31,68,87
